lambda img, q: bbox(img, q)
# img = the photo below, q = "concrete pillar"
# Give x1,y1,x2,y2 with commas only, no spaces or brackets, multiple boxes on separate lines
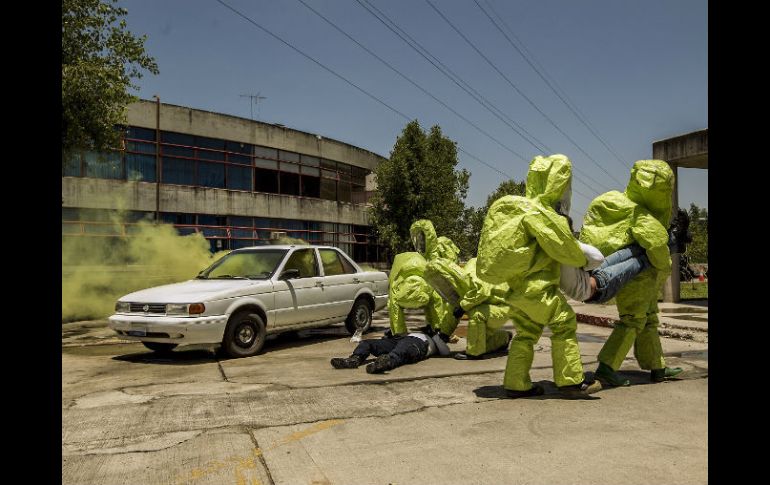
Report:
662,163,680,302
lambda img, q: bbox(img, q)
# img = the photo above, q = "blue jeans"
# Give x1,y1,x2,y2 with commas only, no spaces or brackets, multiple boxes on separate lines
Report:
587,244,651,304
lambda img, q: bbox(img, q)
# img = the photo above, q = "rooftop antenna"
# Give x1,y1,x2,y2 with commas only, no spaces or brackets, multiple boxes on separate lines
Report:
239,92,267,121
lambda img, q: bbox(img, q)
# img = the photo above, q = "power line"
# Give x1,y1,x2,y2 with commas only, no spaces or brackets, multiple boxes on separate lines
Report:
354,0,605,196
295,0,527,169
213,0,595,204
424,0,625,188
477,0,631,169
354,0,546,156
214,0,512,181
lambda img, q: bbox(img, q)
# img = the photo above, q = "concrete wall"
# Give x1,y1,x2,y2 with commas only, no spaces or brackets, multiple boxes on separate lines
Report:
62,178,370,226
652,129,708,169
128,101,387,171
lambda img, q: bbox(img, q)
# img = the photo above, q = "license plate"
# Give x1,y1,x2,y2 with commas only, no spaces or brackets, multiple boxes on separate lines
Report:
128,323,147,337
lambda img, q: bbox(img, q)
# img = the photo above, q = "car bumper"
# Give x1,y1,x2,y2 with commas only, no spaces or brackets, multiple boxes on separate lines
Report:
374,294,388,312
108,314,228,345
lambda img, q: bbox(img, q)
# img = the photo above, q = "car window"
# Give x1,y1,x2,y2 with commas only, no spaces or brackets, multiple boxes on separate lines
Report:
282,249,319,278
319,249,356,276
201,250,287,279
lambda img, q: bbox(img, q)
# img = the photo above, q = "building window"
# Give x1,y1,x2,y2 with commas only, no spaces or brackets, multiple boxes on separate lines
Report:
125,153,156,182
338,182,352,203
278,150,300,163
127,126,156,141
84,151,122,179
280,172,300,196
198,161,226,188
227,165,252,191
162,157,195,185
255,168,279,194
300,175,320,198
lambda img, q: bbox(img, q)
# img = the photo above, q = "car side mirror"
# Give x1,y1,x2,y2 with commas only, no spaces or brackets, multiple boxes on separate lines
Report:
279,269,300,280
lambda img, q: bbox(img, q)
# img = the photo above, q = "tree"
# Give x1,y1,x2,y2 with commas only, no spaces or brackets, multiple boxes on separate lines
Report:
62,0,159,165
686,202,708,263
369,121,469,258
458,178,526,257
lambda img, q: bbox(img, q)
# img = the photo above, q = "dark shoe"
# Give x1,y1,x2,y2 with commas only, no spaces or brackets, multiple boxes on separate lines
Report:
505,384,545,398
454,351,483,360
330,355,363,369
651,367,683,382
559,380,603,399
595,362,631,387
366,355,393,374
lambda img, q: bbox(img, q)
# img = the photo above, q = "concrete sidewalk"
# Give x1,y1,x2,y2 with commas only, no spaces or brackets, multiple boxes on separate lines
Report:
62,309,708,485
572,299,708,343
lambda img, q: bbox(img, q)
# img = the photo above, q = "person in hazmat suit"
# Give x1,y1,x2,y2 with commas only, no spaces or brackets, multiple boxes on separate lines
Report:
387,220,460,338
475,154,602,399
423,256,513,359
580,159,683,387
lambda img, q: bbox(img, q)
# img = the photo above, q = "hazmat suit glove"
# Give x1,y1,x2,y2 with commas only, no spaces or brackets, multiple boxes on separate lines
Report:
383,328,394,339
453,307,465,319
438,332,452,343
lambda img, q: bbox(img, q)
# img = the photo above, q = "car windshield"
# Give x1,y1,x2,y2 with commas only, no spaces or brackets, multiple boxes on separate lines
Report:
197,249,288,280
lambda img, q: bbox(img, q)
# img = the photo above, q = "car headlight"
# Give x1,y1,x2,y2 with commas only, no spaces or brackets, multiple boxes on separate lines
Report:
166,303,206,315
115,301,130,313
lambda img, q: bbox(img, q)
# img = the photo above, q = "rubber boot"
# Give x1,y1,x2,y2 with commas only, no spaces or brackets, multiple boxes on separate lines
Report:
505,383,545,399
651,366,683,382
595,362,631,387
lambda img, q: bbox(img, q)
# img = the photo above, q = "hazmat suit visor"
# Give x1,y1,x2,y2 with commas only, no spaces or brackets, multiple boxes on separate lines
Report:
554,180,572,216
412,232,426,254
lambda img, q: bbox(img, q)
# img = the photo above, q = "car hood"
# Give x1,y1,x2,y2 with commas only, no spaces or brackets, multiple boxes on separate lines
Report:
118,279,274,303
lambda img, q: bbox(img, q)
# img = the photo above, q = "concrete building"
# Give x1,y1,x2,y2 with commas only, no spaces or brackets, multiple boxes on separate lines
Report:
62,100,388,263
652,128,708,302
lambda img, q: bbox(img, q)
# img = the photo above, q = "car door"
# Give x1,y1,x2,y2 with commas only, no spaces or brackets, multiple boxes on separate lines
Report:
317,248,361,319
273,248,325,325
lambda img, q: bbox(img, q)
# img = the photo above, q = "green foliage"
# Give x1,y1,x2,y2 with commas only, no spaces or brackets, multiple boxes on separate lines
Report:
62,0,159,164
686,203,708,263
458,178,526,258
369,121,469,258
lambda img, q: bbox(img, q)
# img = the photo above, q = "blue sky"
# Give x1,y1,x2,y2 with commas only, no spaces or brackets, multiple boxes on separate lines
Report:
119,0,708,226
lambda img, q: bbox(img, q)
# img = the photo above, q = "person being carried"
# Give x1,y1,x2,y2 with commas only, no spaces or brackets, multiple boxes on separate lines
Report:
330,325,451,374
559,210,691,304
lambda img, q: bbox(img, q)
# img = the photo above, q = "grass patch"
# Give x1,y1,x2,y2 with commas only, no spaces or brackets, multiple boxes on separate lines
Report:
680,282,708,300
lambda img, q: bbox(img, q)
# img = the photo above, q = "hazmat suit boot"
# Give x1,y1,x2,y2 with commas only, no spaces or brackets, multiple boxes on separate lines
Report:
558,379,602,399
330,355,363,369
651,366,683,382
595,361,631,387
454,330,512,360
366,355,394,374
505,383,545,399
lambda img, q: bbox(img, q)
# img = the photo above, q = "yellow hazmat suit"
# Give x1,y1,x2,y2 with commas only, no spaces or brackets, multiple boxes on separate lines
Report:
580,160,674,374
387,220,458,335
476,155,588,391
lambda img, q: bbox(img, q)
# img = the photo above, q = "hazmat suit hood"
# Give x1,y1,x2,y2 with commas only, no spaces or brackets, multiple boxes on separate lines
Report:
624,160,674,227
435,236,460,262
409,219,439,259
525,154,573,215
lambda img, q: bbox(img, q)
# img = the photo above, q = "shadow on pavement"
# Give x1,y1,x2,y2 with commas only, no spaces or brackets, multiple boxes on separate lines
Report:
473,380,602,401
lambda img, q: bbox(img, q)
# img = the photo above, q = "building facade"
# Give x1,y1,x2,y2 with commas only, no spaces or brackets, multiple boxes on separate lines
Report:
62,100,387,263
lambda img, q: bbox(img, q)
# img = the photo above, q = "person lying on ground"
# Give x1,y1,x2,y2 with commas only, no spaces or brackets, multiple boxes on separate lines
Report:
330,325,450,374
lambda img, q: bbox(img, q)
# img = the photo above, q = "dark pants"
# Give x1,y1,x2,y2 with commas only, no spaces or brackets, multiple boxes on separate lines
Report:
352,336,429,368
588,244,652,304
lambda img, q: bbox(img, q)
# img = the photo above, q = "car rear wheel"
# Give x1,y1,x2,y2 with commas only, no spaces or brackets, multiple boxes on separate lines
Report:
345,297,372,335
142,342,178,354
222,311,266,358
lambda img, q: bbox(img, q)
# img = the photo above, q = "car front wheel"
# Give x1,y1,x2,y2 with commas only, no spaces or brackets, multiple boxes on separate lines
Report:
345,298,372,335
222,311,267,358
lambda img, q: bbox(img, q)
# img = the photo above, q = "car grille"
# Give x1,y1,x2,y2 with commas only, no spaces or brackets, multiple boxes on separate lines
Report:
129,303,167,314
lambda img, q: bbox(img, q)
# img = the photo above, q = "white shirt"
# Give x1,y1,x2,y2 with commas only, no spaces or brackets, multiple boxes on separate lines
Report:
560,242,605,301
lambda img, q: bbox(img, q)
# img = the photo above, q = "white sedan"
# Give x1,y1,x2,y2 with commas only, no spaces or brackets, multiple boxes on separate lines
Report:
108,245,389,357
